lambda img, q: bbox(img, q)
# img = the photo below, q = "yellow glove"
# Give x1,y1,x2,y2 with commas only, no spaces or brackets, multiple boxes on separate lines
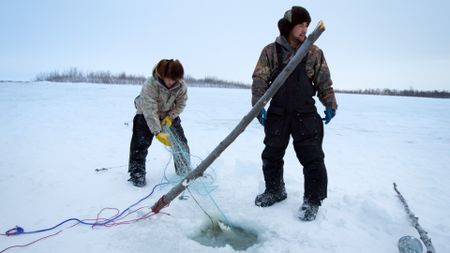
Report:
156,132,172,146
161,116,172,127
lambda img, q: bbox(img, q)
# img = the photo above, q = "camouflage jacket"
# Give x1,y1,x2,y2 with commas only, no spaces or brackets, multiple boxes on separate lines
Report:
251,36,337,110
135,73,188,134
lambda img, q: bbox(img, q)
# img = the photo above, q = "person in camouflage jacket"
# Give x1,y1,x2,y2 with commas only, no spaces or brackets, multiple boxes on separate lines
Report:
128,59,190,187
252,6,338,221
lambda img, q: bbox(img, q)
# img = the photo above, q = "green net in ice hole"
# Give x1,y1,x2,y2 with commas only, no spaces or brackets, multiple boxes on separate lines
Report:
161,125,259,251
190,218,259,251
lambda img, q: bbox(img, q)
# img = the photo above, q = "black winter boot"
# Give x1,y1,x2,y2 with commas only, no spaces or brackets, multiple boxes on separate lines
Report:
255,188,287,207
298,200,320,221
128,172,146,187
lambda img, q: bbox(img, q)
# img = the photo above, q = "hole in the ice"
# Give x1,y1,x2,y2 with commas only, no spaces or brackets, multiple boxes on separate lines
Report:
190,219,259,251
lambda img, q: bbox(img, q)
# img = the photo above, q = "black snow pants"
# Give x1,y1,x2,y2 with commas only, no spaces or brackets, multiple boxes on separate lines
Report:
261,55,328,205
128,114,190,176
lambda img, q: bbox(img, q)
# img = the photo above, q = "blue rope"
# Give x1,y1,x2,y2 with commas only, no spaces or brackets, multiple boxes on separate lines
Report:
200,179,231,224
5,125,230,237
5,182,168,236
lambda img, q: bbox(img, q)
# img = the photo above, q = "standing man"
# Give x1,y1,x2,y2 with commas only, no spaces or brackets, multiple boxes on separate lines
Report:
252,6,337,221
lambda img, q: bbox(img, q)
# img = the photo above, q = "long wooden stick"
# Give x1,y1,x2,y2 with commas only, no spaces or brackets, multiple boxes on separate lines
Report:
151,21,327,213
393,183,436,253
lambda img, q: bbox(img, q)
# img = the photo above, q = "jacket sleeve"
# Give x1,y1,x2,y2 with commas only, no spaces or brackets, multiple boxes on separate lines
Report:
168,81,187,119
251,46,272,106
311,47,338,110
140,80,162,134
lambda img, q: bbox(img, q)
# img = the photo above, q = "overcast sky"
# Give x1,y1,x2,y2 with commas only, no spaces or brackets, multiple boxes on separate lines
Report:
1,0,449,90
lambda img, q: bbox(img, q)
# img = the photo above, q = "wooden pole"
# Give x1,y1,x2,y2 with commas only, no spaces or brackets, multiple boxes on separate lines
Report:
152,21,327,213
394,183,436,253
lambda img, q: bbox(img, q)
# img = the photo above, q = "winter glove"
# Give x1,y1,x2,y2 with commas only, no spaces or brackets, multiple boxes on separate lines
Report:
257,108,267,126
156,132,172,146
322,107,336,124
161,116,172,127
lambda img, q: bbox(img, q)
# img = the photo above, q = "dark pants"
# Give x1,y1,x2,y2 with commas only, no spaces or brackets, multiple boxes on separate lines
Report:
262,110,328,205
128,114,190,176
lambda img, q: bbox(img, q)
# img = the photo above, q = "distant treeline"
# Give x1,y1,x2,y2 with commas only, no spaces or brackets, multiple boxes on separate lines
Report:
33,68,449,98
35,68,250,89
336,88,450,99
184,75,249,89
35,68,146,85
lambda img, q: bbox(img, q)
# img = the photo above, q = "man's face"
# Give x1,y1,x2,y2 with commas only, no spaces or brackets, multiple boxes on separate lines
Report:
289,22,309,43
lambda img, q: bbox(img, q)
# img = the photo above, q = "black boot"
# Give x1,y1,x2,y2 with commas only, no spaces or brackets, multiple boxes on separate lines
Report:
255,187,287,207
257,146,287,207
298,199,320,221
128,115,153,187
128,172,146,187
128,160,147,187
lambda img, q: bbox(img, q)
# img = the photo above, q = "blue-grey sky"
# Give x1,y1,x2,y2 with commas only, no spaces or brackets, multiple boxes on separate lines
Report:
1,0,449,90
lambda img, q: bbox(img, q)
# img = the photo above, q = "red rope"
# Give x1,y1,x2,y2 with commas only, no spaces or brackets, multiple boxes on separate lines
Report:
0,222,79,253
151,196,170,213
0,230,63,253
1,201,171,252
91,206,169,227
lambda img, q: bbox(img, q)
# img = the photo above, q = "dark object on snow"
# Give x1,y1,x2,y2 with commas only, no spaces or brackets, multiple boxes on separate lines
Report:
151,21,326,213
255,187,287,207
298,199,319,221
128,173,146,187
398,235,423,253
393,183,435,253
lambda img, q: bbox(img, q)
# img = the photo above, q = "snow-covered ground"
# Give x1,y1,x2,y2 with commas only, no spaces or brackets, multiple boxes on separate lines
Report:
1,82,449,253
